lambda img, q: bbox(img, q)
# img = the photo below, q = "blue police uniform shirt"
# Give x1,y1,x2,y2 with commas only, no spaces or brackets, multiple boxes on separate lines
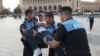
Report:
89,15,94,20
55,18,91,56
22,18,37,30
47,21,58,34
62,18,84,32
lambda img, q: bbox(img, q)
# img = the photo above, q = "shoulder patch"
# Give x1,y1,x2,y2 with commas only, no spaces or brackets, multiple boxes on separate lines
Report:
62,19,84,32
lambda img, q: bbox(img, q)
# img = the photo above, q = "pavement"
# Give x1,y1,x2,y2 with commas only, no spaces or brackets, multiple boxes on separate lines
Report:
0,16,100,56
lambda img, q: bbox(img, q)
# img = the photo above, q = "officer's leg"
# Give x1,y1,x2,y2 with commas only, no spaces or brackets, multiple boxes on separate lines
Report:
55,45,66,56
49,48,55,56
21,38,33,56
23,42,33,56
89,20,92,31
90,20,93,31
91,20,94,30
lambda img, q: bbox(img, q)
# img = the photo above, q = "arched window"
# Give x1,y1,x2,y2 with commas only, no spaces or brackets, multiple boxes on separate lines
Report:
34,6,37,10
59,5,61,9
44,6,47,10
54,6,57,10
39,6,42,10
29,6,32,9
49,6,52,10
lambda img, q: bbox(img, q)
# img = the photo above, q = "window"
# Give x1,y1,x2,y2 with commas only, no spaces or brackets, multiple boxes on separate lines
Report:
59,5,61,9
54,6,57,10
44,6,47,10
49,6,52,10
29,6,32,9
34,6,37,10
39,6,42,10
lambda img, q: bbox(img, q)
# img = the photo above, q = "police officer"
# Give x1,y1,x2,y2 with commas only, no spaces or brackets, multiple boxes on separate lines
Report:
48,6,91,56
88,13,94,31
20,9,42,56
45,12,66,56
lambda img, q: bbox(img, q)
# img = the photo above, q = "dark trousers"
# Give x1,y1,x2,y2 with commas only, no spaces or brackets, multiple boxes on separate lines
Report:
49,48,55,56
49,45,66,56
55,45,66,56
21,38,65,56
22,29,53,50
22,29,65,56
89,20,94,31
21,38,42,56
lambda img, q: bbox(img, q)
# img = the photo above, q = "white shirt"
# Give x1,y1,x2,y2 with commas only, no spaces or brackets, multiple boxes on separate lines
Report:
38,21,47,32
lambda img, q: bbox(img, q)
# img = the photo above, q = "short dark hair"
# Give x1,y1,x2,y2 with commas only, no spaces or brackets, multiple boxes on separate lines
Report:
38,13,44,18
25,9,34,16
45,12,54,19
58,6,72,14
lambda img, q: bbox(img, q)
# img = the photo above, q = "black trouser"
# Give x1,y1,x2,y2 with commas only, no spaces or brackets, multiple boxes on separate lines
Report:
49,48,55,56
48,46,66,56
89,20,94,31
21,38,42,56
21,38,65,56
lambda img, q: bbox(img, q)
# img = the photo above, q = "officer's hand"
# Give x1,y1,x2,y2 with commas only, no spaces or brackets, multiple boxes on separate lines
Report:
20,24,26,29
48,40,60,48
36,22,41,27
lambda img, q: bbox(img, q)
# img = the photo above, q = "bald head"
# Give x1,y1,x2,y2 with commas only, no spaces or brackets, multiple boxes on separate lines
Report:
58,6,73,21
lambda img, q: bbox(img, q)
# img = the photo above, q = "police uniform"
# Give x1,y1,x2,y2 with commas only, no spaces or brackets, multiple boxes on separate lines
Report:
89,15,94,31
55,18,91,56
47,21,66,56
20,18,42,56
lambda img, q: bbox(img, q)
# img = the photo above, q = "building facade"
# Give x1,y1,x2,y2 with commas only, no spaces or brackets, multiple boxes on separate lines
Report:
20,0,100,13
79,0,100,12
20,0,79,13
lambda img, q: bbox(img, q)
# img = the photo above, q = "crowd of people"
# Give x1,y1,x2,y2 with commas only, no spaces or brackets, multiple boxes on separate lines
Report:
20,6,91,56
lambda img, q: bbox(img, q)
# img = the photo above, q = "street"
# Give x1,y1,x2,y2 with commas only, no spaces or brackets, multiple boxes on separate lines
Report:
0,16,100,56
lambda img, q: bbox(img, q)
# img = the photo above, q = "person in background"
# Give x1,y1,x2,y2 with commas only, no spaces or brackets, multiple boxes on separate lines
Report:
88,12,94,31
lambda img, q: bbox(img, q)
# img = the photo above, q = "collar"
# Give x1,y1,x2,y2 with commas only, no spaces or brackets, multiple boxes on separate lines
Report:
25,18,31,21
65,17,73,21
49,21,55,27
25,18,36,22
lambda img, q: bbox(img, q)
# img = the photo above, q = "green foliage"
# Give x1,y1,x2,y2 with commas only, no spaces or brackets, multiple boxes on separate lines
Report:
0,9,10,15
14,7,22,14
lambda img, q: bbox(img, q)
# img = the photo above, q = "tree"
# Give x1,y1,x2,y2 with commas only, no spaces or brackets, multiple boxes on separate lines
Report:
14,7,22,14
0,9,10,15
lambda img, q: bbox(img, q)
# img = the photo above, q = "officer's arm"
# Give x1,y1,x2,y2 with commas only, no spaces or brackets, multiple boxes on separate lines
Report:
33,19,38,30
20,24,26,36
48,25,66,48
48,40,60,48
